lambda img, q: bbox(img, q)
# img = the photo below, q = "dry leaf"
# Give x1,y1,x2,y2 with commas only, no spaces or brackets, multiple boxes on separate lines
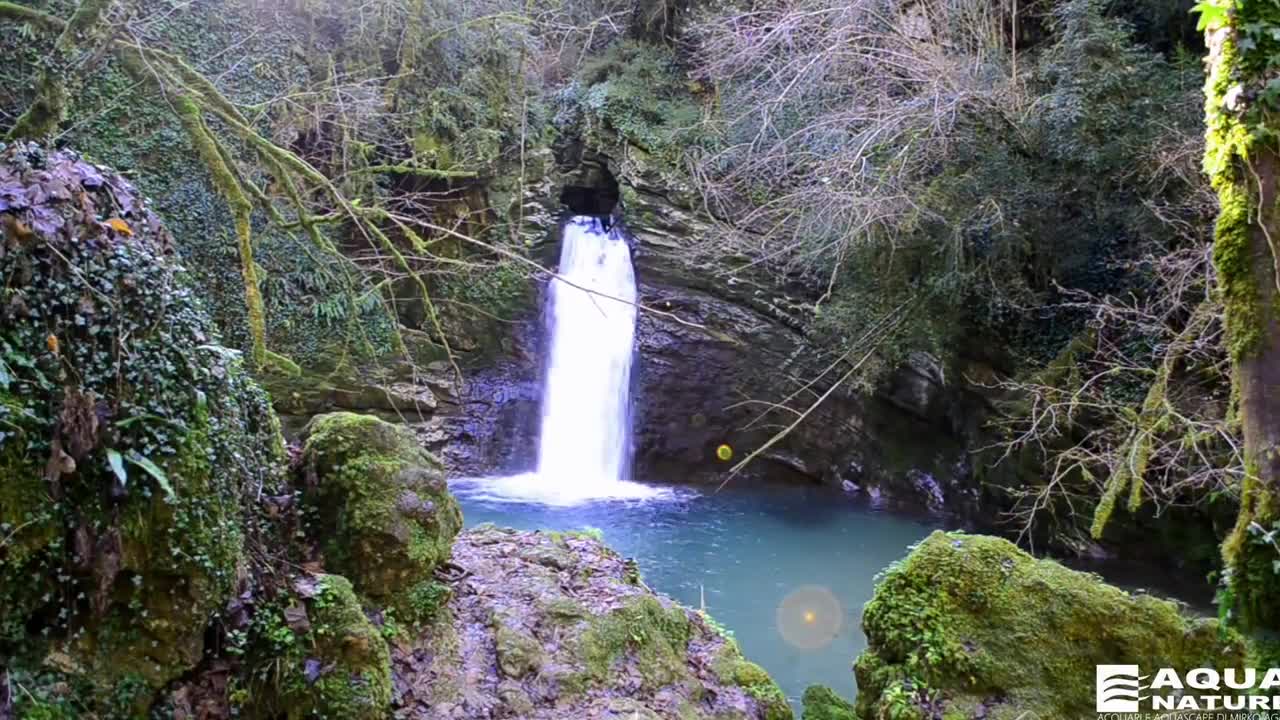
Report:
104,217,133,236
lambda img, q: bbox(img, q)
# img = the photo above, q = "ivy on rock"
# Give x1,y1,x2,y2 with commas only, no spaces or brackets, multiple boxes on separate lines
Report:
0,143,287,712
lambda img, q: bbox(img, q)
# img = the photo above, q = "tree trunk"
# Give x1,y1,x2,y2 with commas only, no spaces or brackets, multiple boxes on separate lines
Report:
7,0,116,141
1220,149,1280,637
1204,11,1280,643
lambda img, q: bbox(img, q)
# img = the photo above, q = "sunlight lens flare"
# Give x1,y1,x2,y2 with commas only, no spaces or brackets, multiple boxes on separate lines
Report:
776,585,843,651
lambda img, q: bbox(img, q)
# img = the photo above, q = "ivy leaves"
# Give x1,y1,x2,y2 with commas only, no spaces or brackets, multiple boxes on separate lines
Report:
1192,0,1231,32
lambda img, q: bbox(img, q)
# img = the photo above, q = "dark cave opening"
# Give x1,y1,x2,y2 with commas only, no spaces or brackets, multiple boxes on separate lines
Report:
559,166,620,217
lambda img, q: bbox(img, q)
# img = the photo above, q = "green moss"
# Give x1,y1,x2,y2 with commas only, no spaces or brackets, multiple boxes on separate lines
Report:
1199,0,1280,652
571,595,695,692
1211,180,1263,360
546,526,606,546
300,412,462,621
404,579,451,624
733,661,791,720
1201,5,1270,367
542,597,590,623
854,532,1245,719
1221,471,1280,648
801,685,856,720
494,621,545,679
0,145,287,712
707,641,791,720
241,574,392,720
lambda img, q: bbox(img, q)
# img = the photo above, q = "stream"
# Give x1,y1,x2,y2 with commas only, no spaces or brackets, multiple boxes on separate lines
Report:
454,482,939,711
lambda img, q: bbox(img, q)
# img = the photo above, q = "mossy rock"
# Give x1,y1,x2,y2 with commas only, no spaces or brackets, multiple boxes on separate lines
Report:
710,650,792,720
574,594,696,691
853,531,1246,720
240,574,392,720
802,685,856,720
0,144,286,712
434,526,792,719
300,412,462,620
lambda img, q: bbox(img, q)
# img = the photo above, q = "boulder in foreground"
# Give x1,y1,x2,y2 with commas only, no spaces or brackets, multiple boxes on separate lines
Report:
854,531,1244,720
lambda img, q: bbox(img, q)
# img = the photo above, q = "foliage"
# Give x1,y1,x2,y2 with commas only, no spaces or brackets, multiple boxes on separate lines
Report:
684,0,1236,548
236,574,393,720
555,40,711,169
0,0,623,377
694,0,1203,368
0,144,286,710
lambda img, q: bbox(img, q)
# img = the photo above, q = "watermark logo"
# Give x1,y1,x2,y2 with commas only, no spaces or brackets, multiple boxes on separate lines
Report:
1094,665,1280,718
1096,665,1144,712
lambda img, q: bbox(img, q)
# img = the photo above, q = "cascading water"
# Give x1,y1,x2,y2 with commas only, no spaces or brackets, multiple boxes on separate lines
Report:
537,216,637,486
455,216,665,505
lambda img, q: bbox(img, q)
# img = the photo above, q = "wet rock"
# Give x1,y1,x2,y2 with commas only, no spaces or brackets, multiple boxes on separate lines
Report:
853,531,1245,719
496,680,535,714
883,351,946,420
390,525,791,719
628,217,977,505
409,321,544,477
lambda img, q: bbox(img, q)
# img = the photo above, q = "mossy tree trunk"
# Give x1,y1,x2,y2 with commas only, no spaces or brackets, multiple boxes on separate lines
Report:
1203,4,1280,644
7,0,116,140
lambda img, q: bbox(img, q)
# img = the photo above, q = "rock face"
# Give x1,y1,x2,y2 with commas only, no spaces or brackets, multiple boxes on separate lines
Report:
301,412,463,620
618,156,988,514
853,531,1245,720
391,524,792,720
0,143,286,709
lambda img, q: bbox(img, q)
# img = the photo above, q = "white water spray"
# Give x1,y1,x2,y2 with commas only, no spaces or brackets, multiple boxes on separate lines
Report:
538,217,638,486
456,216,664,505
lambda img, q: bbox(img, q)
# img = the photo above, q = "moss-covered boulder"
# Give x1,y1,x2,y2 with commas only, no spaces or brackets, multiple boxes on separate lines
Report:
239,573,392,720
0,143,286,709
801,685,856,720
853,531,1245,720
300,412,462,620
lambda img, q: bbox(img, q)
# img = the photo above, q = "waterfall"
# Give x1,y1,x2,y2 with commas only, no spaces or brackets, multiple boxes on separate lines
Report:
455,216,665,505
537,216,637,486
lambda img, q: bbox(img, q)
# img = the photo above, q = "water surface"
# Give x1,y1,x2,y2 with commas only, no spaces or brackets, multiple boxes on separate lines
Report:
455,482,940,711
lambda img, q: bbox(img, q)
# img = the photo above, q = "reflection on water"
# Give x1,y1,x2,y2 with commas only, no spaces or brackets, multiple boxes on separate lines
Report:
453,481,940,711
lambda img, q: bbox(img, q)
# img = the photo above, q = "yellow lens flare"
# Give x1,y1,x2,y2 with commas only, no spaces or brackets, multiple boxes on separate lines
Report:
776,585,843,651
716,444,733,461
